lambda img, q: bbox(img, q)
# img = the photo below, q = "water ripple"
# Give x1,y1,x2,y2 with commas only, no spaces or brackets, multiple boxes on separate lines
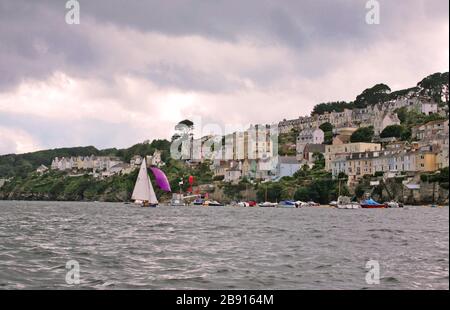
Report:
0,201,448,290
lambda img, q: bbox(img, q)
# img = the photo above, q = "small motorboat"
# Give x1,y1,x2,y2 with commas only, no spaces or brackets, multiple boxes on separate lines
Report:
337,203,361,209
170,198,185,206
385,201,403,208
335,196,361,209
259,202,277,208
237,201,257,207
247,201,257,207
203,200,224,207
192,198,204,206
361,198,387,209
295,201,309,208
277,200,297,208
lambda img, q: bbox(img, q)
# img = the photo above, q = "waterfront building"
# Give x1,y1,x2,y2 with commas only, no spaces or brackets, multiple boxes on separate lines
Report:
224,162,242,183
325,142,381,171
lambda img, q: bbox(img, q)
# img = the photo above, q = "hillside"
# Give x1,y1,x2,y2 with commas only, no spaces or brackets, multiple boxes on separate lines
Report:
312,72,449,115
0,140,171,178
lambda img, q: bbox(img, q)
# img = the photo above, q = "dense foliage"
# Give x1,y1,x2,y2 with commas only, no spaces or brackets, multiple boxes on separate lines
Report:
417,72,449,104
319,122,333,144
0,140,172,178
380,124,411,140
312,101,354,115
350,126,375,143
311,72,448,115
354,84,391,108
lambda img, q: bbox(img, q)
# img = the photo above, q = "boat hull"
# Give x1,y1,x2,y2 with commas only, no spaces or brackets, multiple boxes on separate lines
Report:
361,204,387,209
141,204,158,208
337,204,361,209
259,203,277,208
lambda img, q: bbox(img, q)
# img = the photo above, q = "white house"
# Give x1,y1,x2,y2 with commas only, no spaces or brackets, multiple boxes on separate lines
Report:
297,127,324,145
36,165,49,174
224,166,242,183
373,112,401,135
277,156,301,178
296,128,324,161
110,163,133,175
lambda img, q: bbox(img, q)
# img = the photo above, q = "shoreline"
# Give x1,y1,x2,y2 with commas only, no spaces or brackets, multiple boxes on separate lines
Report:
0,200,447,208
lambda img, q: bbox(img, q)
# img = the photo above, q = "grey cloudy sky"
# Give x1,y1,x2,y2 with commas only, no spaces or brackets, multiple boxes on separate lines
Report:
0,0,448,154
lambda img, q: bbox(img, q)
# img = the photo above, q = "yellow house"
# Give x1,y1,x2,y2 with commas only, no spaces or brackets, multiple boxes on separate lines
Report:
346,152,376,185
325,142,381,171
415,152,438,172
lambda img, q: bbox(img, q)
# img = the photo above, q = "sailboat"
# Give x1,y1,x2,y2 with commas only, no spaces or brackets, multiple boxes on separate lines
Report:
131,158,171,207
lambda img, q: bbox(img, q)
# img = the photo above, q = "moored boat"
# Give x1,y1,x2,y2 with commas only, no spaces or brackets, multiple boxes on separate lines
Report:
247,201,257,207
277,200,297,208
295,201,309,208
335,196,361,209
259,202,277,208
360,198,387,209
203,200,224,207
237,201,257,207
192,198,204,206
170,193,186,206
385,201,403,208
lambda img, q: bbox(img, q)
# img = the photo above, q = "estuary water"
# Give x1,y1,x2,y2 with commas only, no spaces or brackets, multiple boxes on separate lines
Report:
0,201,448,290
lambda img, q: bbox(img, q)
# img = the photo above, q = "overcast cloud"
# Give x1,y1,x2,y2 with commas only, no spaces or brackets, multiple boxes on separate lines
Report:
0,0,448,154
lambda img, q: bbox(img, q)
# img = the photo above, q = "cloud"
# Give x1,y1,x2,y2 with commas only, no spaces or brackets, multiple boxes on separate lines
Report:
0,0,448,155
0,126,42,154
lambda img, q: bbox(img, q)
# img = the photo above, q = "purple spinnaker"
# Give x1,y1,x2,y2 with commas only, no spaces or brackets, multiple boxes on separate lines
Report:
150,167,171,192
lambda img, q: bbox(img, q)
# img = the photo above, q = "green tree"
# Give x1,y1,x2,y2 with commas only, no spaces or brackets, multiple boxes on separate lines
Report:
312,101,354,115
294,187,309,201
319,122,333,133
354,184,366,198
355,84,391,108
312,152,325,170
256,183,283,202
380,125,404,139
417,72,449,103
400,127,412,141
350,126,374,143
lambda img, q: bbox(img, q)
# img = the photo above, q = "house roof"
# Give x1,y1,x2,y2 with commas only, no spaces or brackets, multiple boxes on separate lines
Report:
279,156,299,165
333,135,351,144
298,127,323,136
413,119,448,129
304,144,325,153
111,163,131,169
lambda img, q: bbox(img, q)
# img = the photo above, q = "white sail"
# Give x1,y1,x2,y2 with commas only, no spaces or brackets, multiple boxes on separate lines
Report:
131,158,158,204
